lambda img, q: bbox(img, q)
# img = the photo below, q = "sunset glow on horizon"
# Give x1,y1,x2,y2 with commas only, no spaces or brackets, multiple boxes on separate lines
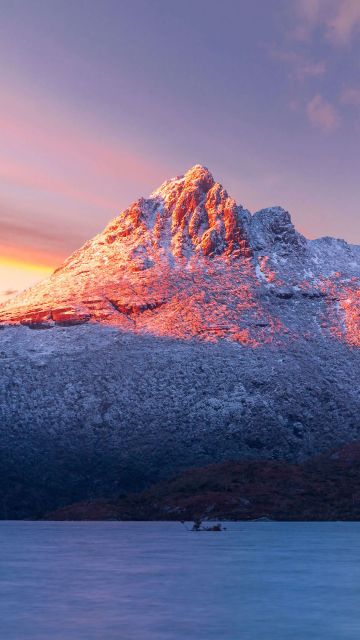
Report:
1,0,360,296
0,257,54,303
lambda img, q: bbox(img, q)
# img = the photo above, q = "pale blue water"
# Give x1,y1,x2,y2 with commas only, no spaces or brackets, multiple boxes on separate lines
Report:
0,522,360,639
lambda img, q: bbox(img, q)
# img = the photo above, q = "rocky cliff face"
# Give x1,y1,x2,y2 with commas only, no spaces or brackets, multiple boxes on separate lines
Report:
0,165,359,516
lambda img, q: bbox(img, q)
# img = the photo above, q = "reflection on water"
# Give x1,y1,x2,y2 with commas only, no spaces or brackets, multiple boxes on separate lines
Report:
0,522,360,639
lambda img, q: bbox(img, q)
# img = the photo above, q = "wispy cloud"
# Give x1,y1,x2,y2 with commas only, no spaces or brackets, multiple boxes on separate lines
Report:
0,214,83,253
0,103,165,189
0,158,118,211
298,59,327,78
271,47,326,80
293,0,324,41
0,84,170,272
294,0,360,45
0,86,168,225
328,0,360,44
341,86,360,105
0,201,85,268
306,94,341,131
1,288,17,297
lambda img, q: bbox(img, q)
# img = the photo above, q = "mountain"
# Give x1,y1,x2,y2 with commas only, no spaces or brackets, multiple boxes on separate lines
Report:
1,164,359,346
0,165,359,518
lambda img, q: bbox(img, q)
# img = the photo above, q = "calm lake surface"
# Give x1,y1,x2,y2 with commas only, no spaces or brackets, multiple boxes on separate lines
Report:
1,521,360,639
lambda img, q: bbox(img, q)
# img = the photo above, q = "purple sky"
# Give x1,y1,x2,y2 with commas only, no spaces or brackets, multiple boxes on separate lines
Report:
0,0,360,296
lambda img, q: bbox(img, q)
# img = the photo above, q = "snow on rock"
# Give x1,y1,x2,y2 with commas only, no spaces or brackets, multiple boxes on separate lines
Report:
250,206,306,254
0,164,359,347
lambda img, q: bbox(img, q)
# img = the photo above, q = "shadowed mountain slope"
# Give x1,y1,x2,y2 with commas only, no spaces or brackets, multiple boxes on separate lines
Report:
44,441,360,522
0,166,359,516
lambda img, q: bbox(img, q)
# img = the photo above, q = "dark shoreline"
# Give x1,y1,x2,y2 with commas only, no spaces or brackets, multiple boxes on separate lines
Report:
39,440,360,522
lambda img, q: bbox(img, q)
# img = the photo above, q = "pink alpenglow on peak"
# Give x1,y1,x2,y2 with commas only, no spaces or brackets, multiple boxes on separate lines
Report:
0,166,359,347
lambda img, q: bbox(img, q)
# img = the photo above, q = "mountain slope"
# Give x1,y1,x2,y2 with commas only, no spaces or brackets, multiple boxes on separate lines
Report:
0,165,359,517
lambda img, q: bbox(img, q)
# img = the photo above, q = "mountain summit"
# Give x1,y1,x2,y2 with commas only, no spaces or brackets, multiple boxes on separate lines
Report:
1,165,359,346
148,164,251,258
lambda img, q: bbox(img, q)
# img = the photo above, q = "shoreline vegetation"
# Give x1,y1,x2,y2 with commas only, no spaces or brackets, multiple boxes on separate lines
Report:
40,441,360,522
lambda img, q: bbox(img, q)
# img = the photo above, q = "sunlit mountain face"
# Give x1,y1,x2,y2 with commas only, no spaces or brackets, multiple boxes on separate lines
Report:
1,165,359,348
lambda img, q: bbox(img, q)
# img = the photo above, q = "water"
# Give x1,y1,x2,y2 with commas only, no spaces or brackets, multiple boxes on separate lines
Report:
1,522,360,639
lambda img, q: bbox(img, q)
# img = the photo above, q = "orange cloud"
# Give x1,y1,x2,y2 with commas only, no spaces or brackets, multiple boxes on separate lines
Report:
0,255,55,303
0,84,173,275
0,84,171,271
0,244,63,271
0,255,55,273
0,198,87,272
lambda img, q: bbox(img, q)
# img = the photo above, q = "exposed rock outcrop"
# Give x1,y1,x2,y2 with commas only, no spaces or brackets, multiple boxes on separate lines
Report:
1,164,358,347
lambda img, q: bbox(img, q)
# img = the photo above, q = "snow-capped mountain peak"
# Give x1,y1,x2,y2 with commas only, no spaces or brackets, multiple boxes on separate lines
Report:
0,165,359,347
99,163,251,261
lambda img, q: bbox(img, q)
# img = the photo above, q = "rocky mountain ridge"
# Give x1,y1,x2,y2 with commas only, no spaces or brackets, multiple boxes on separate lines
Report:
1,164,359,347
